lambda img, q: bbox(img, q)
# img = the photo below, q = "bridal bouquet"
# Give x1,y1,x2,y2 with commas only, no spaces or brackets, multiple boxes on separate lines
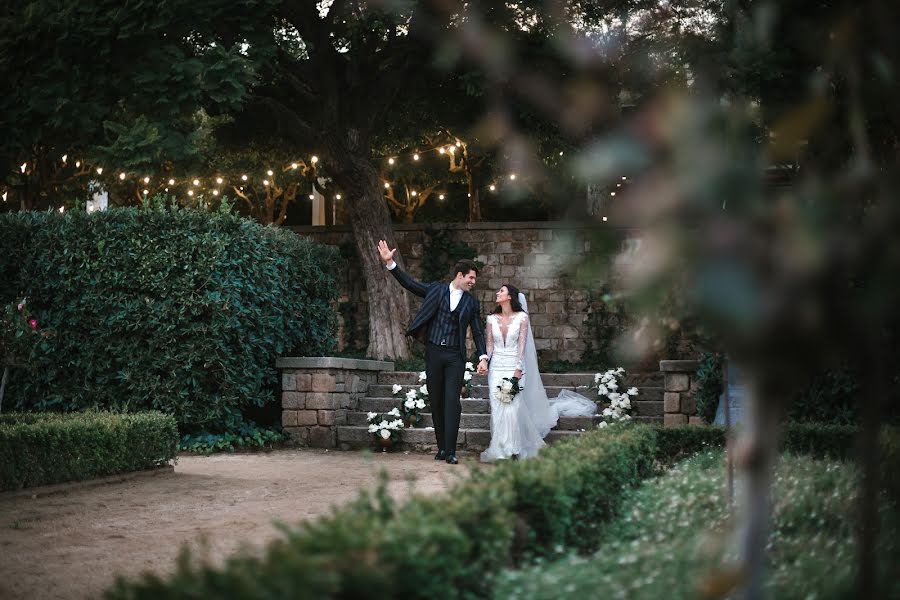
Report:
593,367,639,425
367,408,405,445
392,383,428,426
496,375,523,403
463,362,476,389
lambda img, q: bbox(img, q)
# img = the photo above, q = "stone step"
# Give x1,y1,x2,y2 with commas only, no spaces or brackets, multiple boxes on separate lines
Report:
367,384,664,402
377,371,663,387
336,419,663,451
358,398,664,418
348,412,607,430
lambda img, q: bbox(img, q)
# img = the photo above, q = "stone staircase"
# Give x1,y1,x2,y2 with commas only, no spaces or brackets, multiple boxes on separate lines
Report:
336,371,664,451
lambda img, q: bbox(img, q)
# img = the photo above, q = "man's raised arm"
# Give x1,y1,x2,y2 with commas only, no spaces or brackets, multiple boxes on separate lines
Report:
377,239,428,297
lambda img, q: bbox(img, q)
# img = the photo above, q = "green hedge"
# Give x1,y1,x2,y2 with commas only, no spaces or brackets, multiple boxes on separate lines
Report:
0,410,178,491
106,425,657,600
0,207,339,432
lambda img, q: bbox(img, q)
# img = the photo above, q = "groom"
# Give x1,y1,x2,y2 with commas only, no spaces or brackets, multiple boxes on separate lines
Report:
377,240,488,464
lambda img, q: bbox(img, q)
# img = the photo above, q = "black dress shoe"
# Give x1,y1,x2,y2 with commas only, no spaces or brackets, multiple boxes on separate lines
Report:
434,450,446,460
445,454,458,465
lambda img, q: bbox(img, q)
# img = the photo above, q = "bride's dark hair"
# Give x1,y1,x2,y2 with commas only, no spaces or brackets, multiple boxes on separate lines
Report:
492,284,525,314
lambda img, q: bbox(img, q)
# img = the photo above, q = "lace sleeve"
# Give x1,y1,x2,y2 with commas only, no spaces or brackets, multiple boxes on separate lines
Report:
516,313,529,371
485,315,494,360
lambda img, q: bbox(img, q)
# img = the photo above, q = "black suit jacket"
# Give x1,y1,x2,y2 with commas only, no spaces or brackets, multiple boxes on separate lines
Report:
388,264,487,361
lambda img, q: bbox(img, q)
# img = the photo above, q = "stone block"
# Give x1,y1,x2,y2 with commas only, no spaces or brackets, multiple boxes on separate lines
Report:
663,392,681,413
665,373,690,392
305,392,338,410
308,427,336,448
688,416,705,426
296,373,312,392
311,373,337,392
283,427,309,445
680,395,697,415
318,409,347,426
282,410,299,427
664,413,689,427
296,410,319,426
282,392,306,409
282,373,297,391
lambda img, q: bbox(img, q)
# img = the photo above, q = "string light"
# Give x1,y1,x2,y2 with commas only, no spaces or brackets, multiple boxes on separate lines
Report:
168,178,175,185
61,154,67,163
143,189,149,195
335,194,342,200
439,148,445,154
489,185,496,191
75,161,81,168
192,179,200,186
119,173,126,180
291,163,298,169
96,167,103,175
241,174,248,181
388,158,395,165
439,194,445,200
143,176,150,184
2,192,7,201
311,156,318,164
602,216,608,222
216,177,223,184
212,190,219,196
448,146,455,154
266,169,273,176
559,151,564,156
384,182,390,189
411,190,417,196
413,153,420,161
308,194,314,200
509,174,516,180
455,140,461,147
622,176,627,180
187,190,194,197
20,162,27,173
263,180,269,186
610,192,616,197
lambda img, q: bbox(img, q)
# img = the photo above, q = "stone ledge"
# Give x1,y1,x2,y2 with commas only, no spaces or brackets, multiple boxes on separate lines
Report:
276,357,394,371
659,360,699,372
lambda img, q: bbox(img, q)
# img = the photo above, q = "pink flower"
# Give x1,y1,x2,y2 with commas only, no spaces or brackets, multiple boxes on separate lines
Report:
17,303,23,311
29,319,37,329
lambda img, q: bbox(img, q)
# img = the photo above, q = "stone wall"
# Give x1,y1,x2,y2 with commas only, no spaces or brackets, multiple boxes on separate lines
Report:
276,357,393,447
660,360,705,427
289,222,645,364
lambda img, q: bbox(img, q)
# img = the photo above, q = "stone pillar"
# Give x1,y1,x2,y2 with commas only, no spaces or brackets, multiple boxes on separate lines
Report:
276,357,394,448
660,359,704,427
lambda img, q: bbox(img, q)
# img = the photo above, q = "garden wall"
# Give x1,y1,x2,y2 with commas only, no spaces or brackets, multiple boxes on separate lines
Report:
290,222,661,365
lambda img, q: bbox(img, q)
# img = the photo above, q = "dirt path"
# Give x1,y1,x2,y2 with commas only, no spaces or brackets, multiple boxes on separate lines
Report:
0,449,481,600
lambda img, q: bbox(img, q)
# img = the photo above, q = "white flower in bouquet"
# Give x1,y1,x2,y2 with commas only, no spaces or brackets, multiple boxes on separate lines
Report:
367,412,378,421
419,384,428,395
415,399,426,409
418,371,427,382
368,424,379,433
392,384,403,394
607,380,618,391
463,370,473,382
500,380,513,393
597,384,608,396
388,407,401,417
594,373,601,383
616,367,625,374
598,421,608,429
390,419,404,429
627,387,639,396
465,362,474,371
620,398,631,410
405,389,417,400
404,398,416,409
380,429,391,439
379,419,389,429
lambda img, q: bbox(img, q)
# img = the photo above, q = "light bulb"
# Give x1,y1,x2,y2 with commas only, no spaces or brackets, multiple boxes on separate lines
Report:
267,169,273,176
143,189,149,195
193,179,200,186
96,167,103,175
168,178,175,185
20,162,27,173
143,176,150,184
335,194,342,200
448,146,455,154
455,140,461,147
58,206,65,213
559,151,564,156
164,188,169,192
413,153,419,161
622,176,627,180
439,194,445,200
610,192,616,197
291,163,298,169
75,161,81,168
188,190,194,197
263,180,269,186
311,156,318,164
602,216,608,222
62,154,67,163
411,191,417,196
308,194,314,200
241,174,248,181
213,190,219,196
384,182,390,189
119,173,126,180
509,174,516,180
388,158,395,165
2,192,7,201
216,177,223,184
439,148,445,154
489,185,496,191
616,183,621,187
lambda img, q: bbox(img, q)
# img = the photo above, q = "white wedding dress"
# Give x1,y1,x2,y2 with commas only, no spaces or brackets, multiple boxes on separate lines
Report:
480,294,599,462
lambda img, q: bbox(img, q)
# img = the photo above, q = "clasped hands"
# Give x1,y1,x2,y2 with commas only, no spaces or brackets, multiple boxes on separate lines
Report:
477,358,488,375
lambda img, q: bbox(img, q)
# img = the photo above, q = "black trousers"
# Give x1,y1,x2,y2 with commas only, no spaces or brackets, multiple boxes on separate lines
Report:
425,343,466,454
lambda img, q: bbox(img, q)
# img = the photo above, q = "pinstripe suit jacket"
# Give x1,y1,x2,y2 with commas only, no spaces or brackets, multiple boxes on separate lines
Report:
389,264,487,361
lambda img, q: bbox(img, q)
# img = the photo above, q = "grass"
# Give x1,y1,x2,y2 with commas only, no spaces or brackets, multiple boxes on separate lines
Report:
492,450,899,599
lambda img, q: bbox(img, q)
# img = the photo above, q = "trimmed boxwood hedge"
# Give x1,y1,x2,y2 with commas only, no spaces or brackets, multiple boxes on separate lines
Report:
0,207,339,432
105,422,900,600
0,410,178,491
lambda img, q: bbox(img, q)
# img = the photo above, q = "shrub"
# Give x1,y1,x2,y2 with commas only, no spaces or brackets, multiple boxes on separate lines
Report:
0,207,339,432
0,410,177,491
693,351,724,423
106,424,656,600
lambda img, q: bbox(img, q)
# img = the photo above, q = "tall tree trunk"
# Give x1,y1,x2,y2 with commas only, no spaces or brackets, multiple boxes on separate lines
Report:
333,153,411,360
466,165,482,222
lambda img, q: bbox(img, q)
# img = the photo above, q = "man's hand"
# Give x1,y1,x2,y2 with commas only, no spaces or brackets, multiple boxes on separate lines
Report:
477,358,488,375
377,240,397,265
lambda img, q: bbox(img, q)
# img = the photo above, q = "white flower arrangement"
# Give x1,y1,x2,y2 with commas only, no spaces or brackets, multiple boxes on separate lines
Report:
593,367,639,426
392,378,429,426
367,408,404,445
463,361,476,389
495,375,523,404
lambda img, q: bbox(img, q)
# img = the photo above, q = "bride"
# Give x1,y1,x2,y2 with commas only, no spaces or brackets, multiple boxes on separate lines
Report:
480,284,596,462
